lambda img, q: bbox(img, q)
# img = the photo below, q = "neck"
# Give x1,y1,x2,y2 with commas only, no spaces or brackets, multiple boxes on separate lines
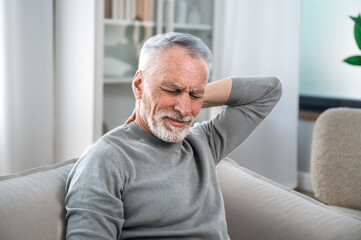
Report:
134,110,156,139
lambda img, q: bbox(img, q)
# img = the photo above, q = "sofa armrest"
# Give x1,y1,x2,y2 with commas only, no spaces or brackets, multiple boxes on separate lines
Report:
217,158,361,240
0,159,77,240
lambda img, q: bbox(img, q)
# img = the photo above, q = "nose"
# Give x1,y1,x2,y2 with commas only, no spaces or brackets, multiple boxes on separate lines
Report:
174,93,192,117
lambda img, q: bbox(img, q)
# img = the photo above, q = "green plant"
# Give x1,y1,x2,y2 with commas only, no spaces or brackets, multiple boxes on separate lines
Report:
344,14,361,66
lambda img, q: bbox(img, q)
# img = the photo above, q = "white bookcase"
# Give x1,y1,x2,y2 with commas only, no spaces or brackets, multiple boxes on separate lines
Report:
103,0,216,133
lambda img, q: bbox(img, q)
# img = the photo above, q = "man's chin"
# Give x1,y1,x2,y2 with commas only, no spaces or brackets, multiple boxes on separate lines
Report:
154,126,190,143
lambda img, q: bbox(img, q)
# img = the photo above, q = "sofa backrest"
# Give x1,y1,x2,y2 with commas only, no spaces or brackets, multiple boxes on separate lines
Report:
217,158,361,240
0,159,77,240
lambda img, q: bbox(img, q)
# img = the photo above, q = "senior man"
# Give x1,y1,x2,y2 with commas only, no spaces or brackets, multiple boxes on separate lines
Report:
65,32,282,239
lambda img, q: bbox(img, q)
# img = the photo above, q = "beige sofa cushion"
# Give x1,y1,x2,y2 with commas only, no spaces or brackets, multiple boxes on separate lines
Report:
217,158,361,240
0,159,77,240
311,107,361,210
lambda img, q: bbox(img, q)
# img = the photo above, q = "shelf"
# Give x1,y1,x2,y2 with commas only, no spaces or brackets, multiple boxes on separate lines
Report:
104,76,133,84
104,19,156,28
174,23,212,31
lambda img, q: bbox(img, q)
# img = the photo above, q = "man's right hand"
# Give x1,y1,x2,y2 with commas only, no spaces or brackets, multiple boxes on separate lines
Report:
125,110,136,124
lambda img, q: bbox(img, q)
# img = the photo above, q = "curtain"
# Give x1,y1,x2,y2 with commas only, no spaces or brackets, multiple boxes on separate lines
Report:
0,0,102,175
213,0,301,188
0,0,54,175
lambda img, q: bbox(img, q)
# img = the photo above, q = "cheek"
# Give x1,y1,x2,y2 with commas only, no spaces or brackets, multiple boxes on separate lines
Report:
149,95,172,114
158,95,177,109
191,100,203,116
142,93,158,116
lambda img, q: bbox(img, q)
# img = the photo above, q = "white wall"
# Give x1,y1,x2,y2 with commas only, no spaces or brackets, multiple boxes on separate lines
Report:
213,0,301,188
55,0,103,162
299,0,361,99
0,0,54,175
298,120,314,172
297,119,315,192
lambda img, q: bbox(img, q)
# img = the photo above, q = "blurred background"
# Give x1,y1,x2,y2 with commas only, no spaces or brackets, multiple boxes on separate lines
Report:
1,0,360,194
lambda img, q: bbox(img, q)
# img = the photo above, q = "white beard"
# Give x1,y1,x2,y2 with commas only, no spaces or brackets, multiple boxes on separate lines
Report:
141,102,194,142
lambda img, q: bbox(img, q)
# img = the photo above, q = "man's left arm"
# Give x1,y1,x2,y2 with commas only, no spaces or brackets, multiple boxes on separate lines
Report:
198,76,282,162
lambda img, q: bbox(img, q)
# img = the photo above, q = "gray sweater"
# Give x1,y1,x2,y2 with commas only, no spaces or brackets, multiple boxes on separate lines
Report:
65,77,282,239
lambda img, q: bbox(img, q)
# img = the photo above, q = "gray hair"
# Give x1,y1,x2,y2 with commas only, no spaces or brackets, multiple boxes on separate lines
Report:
138,32,212,75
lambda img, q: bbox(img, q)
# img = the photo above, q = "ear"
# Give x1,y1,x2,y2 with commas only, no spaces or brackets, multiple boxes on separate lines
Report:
132,71,143,100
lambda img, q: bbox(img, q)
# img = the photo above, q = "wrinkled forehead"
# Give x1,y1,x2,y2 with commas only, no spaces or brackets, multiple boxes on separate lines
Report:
147,46,209,81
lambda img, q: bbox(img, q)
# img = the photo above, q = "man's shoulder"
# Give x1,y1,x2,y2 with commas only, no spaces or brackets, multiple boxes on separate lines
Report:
102,123,144,147
103,123,134,138
76,124,135,163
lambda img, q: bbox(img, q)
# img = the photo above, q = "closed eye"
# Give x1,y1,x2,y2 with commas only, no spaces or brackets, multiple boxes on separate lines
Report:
164,88,181,94
190,93,202,99
161,85,203,99
190,90,204,99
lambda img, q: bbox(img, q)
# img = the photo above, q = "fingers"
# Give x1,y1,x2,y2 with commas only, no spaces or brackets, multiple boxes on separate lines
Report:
125,110,136,124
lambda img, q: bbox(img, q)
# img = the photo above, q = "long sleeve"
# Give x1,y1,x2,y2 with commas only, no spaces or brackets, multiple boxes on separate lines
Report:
198,76,282,163
65,139,125,239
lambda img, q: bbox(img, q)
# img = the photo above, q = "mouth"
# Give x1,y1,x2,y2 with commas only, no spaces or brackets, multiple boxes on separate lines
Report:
165,117,189,128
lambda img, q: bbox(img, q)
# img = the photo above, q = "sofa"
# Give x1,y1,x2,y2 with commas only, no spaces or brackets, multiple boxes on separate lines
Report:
0,157,360,240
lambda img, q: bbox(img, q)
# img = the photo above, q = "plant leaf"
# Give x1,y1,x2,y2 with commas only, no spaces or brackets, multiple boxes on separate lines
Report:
344,55,361,65
354,22,361,50
350,15,361,50
350,14,361,28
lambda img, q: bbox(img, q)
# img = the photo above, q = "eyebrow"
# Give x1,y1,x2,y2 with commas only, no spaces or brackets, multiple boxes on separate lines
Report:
163,83,205,95
163,83,183,91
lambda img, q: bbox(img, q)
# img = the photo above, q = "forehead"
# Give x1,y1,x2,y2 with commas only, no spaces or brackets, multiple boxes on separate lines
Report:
149,46,208,88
